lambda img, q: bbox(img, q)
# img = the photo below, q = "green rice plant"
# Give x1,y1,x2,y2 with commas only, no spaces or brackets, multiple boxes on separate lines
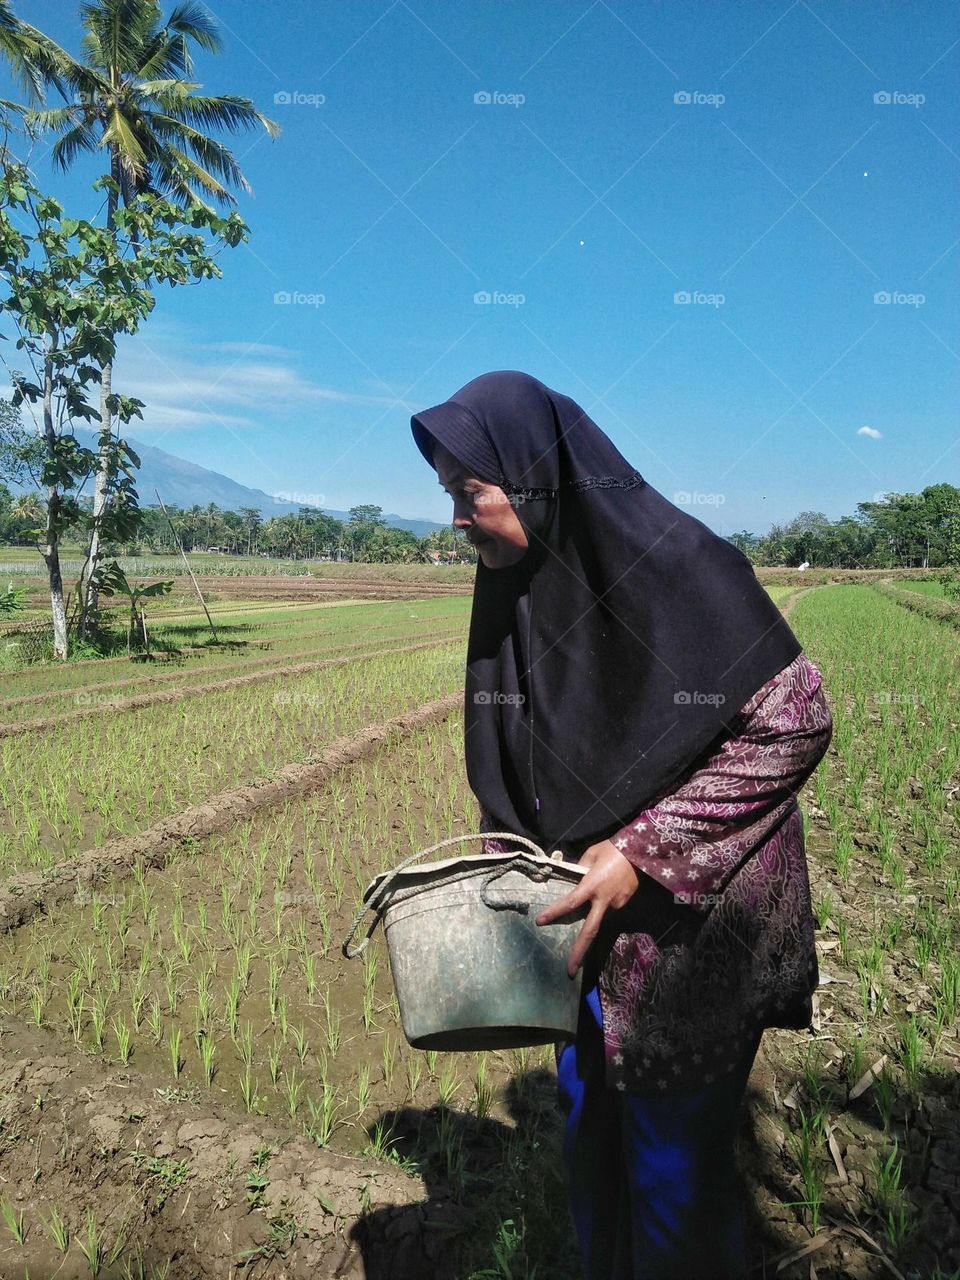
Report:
146,999,163,1046
112,1017,133,1065
168,1027,183,1080
239,1064,256,1113
303,951,318,999
200,1034,216,1086
0,1196,26,1244
788,1107,827,1234
236,1020,254,1069
897,1016,926,1098
437,1060,460,1107
268,1039,283,1086
473,1055,496,1119
90,992,108,1050
292,1022,309,1066
355,1062,371,1121
42,1205,69,1254
27,983,45,1027
76,1209,105,1277
321,992,341,1056
304,1085,341,1148
283,1069,303,1119
406,1053,423,1099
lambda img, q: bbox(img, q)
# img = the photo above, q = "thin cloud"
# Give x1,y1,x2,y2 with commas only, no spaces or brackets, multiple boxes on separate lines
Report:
857,425,883,439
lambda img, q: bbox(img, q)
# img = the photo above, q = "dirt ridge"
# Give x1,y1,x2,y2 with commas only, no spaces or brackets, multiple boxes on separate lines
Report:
0,637,463,739
0,691,463,934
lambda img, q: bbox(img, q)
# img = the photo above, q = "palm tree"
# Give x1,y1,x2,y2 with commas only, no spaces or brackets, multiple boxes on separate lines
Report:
24,0,279,628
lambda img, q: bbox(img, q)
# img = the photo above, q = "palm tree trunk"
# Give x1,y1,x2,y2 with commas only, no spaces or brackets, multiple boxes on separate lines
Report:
78,172,118,638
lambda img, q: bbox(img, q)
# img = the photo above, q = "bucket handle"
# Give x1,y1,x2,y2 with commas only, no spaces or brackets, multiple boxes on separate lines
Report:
340,831,549,959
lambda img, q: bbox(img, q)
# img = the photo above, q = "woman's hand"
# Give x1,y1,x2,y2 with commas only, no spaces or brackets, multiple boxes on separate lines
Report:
535,838,640,977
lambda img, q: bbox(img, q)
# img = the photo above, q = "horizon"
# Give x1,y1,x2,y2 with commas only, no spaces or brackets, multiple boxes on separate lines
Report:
2,1,957,535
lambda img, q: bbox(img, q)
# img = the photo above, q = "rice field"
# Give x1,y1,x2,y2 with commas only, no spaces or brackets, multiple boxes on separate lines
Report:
0,579,956,1279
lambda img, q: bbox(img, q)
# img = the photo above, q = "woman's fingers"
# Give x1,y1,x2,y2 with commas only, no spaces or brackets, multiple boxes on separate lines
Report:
566,900,606,977
534,884,588,926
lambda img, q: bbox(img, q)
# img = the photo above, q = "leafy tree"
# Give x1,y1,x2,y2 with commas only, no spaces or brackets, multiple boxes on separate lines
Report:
0,162,246,656
21,0,278,624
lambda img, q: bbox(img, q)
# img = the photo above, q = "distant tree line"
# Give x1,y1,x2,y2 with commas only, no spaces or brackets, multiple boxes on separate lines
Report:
4,483,958,571
727,484,960,569
0,485,476,565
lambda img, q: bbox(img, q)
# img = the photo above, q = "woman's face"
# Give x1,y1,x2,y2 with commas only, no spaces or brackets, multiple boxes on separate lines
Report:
433,443,529,569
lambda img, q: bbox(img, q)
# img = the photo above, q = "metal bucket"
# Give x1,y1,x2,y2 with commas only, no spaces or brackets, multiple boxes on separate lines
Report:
342,833,586,1051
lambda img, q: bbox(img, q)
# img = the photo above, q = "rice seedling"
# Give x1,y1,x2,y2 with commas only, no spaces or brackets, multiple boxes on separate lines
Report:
42,1205,69,1254
168,1027,183,1080
76,1209,105,1278
0,1196,26,1244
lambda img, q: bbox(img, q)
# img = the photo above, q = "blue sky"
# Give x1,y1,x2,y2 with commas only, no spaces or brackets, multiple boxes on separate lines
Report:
5,0,959,533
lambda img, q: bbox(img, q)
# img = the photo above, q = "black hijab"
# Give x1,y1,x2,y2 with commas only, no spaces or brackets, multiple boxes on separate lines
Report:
411,371,801,850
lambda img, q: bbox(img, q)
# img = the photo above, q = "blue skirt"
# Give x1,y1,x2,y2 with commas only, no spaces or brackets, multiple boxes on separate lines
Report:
557,986,760,1280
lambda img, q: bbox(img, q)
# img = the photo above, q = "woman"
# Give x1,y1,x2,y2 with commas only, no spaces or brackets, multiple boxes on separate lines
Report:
410,371,832,1280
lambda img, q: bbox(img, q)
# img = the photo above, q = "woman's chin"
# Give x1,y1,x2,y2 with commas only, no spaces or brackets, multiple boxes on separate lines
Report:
478,541,527,570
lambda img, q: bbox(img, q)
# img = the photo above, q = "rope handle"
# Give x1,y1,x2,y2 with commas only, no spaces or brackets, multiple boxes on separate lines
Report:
340,831,552,959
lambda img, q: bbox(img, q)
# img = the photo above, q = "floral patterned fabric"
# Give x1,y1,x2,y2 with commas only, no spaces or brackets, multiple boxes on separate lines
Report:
483,652,833,1095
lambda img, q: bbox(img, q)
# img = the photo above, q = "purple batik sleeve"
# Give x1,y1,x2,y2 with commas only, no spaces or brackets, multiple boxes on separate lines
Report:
610,654,833,913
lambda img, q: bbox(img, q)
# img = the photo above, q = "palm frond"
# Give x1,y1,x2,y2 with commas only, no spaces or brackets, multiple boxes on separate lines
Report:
151,142,231,207
102,103,147,168
165,3,222,54
50,122,99,170
168,92,279,138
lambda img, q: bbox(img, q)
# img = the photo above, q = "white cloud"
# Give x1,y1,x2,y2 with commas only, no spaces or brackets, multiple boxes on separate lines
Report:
857,425,883,439
114,331,407,434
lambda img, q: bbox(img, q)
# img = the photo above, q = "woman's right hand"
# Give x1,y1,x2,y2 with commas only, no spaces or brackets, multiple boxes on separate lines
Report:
535,838,640,976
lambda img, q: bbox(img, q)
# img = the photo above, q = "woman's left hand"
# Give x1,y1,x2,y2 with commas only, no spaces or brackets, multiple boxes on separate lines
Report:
535,838,640,977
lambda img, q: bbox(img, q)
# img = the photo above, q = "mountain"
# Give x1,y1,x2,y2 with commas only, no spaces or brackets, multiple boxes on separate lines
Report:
13,433,448,538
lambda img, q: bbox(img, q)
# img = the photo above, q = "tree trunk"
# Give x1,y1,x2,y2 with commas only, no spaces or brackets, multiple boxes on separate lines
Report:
79,170,119,638
79,359,113,636
41,349,67,660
